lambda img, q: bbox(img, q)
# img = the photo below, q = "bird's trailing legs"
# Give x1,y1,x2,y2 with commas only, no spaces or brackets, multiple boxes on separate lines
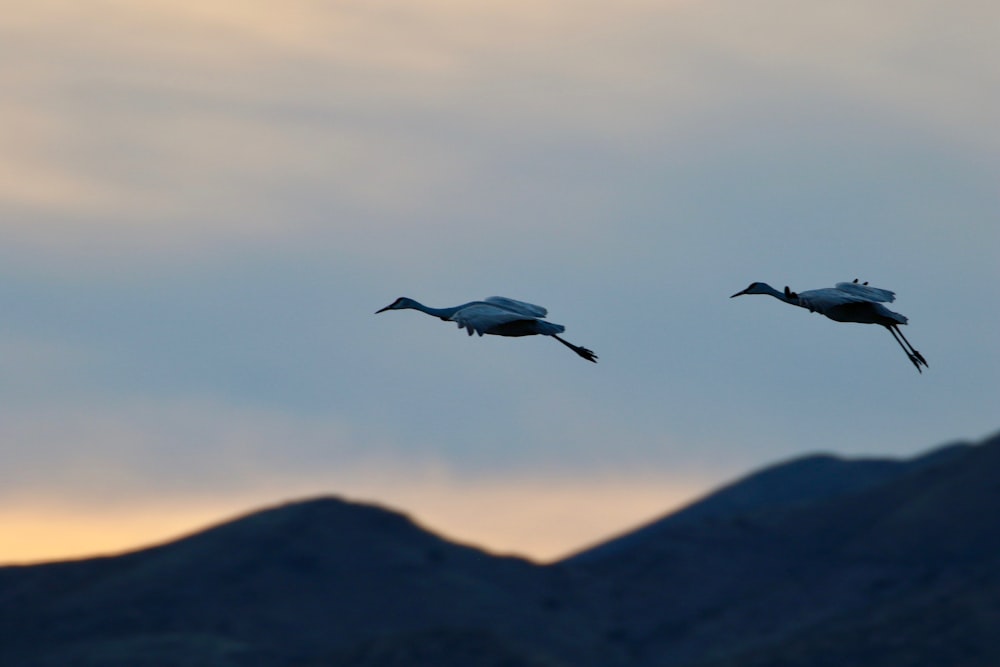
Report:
887,325,928,373
553,335,598,363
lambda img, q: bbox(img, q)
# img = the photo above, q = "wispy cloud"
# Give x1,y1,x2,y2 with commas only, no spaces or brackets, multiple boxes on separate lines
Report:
0,469,704,565
6,1,992,257
1,0,997,564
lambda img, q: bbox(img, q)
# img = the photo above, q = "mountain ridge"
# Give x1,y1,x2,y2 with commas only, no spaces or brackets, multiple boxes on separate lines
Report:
566,439,974,564
2,430,997,667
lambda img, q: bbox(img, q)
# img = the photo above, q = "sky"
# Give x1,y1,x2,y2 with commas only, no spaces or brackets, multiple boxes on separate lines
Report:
2,0,998,564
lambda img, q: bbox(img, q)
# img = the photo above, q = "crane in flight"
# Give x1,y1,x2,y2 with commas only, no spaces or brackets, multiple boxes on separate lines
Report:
376,296,598,362
730,279,928,373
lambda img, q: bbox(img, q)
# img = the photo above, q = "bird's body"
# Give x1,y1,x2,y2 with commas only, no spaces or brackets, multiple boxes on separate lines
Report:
376,296,597,362
730,280,928,372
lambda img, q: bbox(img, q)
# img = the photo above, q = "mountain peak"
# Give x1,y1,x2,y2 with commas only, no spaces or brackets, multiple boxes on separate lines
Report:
3,431,999,667
565,440,975,564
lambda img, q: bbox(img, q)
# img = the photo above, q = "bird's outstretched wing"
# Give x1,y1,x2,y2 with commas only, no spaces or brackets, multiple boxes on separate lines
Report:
796,287,876,312
483,296,548,318
834,282,896,303
450,303,535,336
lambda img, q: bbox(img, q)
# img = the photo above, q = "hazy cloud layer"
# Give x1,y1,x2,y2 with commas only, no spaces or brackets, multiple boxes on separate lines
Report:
1,0,998,560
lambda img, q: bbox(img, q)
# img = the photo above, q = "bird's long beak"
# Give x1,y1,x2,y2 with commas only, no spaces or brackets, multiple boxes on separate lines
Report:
375,305,391,314
730,289,746,298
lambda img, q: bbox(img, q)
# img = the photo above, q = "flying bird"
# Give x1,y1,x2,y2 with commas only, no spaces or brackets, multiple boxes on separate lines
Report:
730,279,928,372
376,296,598,362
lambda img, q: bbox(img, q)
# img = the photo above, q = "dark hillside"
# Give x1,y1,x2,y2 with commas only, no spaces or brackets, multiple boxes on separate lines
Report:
2,431,998,667
568,440,973,564
0,497,602,667
565,432,1000,666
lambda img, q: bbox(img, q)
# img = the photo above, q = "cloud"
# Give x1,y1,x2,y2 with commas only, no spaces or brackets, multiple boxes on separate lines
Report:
2,0,998,567
0,467,705,565
0,392,707,564
5,0,993,263
0,398,360,502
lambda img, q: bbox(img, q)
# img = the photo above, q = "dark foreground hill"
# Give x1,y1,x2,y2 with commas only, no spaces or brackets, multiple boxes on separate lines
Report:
2,430,999,667
0,499,599,667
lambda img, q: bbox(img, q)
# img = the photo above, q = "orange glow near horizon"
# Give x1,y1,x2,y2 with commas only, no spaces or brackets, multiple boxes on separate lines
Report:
1,476,705,566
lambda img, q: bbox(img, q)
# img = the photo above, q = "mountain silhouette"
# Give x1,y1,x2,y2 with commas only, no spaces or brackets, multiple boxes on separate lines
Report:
2,430,998,666
0,498,600,667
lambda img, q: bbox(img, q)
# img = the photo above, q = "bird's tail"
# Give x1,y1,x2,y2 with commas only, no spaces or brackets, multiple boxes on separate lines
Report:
876,303,908,325
534,321,566,335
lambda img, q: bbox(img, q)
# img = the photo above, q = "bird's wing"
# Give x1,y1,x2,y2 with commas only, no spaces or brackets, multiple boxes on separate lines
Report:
450,303,533,336
483,296,548,318
796,287,870,312
834,282,896,302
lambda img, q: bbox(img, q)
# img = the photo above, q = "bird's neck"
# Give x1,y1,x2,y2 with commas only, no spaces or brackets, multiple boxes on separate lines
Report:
762,284,798,304
410,301,463,320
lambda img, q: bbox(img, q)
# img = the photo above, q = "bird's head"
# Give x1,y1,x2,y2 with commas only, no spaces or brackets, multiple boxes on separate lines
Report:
730,282,770,298
375,297,417,313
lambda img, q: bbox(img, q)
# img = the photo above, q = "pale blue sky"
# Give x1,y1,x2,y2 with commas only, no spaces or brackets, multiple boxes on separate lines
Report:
1,0,998,561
